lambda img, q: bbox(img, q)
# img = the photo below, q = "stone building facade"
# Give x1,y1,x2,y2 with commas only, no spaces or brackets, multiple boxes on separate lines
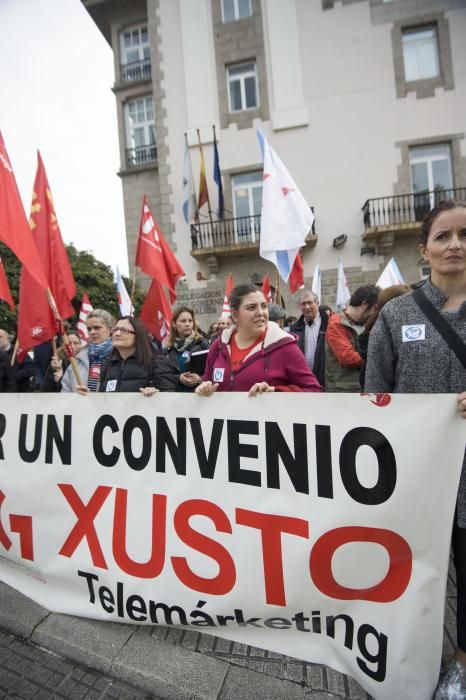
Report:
83,0,466,326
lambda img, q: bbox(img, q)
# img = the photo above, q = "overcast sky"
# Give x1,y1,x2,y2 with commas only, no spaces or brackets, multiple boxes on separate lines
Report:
0,0,129,276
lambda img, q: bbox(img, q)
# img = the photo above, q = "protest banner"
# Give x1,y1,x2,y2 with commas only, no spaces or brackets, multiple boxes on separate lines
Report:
0,393,463,699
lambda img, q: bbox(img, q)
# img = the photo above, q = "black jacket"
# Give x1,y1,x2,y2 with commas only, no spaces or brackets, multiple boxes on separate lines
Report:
290,309,329,389
99,352,179,393
6,346,34,392
0,350,15,392
165,337,210,392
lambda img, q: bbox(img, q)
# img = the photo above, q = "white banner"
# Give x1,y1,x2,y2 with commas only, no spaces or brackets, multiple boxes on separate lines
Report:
0,393,463,699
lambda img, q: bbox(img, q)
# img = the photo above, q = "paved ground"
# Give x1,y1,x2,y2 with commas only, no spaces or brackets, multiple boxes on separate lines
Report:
0,559,457,699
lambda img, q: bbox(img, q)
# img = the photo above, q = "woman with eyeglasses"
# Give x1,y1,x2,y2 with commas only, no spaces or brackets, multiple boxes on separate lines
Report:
61,309,115,393
98,316,179,394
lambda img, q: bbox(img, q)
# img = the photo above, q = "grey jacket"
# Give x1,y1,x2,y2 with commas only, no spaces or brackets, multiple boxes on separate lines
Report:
365,279,465,526
61,350,89,392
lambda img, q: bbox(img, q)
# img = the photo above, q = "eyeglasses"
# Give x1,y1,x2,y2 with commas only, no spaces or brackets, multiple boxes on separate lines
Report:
111,327,136,335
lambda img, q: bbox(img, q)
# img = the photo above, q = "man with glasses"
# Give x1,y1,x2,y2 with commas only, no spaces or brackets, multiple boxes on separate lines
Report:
290,291,328,388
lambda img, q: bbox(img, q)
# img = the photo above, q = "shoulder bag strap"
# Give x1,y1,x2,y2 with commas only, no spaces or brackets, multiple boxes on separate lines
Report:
412,288,466,369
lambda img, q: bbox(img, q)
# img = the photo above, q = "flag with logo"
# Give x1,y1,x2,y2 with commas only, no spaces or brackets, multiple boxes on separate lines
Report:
0,133,47,289
222,272,233,315
312,264,321,302
257,129,314,284
336,259,351,309
0,256,14,309
17,152,76,356
376,257,405,289
262,273,272,303
76,293,93,342
115,266,133,316
140,278,172,344
134,196,185,303
182,138,197,224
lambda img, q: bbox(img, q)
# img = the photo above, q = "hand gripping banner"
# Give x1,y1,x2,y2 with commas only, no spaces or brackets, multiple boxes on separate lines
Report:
0,393,463,699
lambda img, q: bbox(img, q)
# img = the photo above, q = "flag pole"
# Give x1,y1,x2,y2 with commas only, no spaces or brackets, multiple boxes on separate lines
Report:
130,267,137,310
46,288,82,387
10,339,19,366
275,271,281,306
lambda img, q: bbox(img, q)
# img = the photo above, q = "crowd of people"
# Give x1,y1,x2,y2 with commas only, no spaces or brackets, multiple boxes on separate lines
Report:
0,198,465,698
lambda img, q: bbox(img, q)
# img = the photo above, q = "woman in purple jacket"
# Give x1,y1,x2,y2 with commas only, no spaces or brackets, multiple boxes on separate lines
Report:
196,284,322,396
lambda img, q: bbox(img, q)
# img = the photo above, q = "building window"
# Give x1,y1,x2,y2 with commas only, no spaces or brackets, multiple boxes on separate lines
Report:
120,24,151,82
232,172,262,242
402,27,439,82
125,97,156,168
221,0,252,22
409,144,452,218
227,62,258,112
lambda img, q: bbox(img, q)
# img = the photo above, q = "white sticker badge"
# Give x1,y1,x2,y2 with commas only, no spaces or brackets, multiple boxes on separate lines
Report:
402,324,425,342
105,379,118,392
213,368,225,382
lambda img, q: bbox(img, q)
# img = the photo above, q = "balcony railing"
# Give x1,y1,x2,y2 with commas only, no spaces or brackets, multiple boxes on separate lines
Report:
191,210,316,253
362,187,466,231
120,58,151,83
191,215,261,251
125,144,157,169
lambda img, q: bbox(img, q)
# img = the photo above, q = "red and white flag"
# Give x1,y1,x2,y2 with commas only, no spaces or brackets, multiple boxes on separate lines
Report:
139,278,172,344
76,293,93,342
262,273,272,303
134,196,184,303
222,272,233,315
0,256,14,309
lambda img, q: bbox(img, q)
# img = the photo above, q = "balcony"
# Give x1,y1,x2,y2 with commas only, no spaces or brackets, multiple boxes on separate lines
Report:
190,212,317,264
125,144,157,169
120,58,151,84
362,188,466,252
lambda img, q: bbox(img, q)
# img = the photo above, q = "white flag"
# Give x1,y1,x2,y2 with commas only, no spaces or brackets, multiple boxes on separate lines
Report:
182,140,197,224
376,257,405,289
336,259,351,309
258,129,314,283
116,266,133,316
311,264,321,302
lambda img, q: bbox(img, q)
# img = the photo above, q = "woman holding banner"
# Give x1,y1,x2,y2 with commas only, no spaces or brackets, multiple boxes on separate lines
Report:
365,199,466,699
98,316,178,394
196,284,322,396
61,309,115,393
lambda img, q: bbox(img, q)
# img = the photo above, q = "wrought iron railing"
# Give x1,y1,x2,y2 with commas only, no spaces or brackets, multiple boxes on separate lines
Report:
125,144,157,168
191,210,316,252
362,187,466,230
120,58,151,83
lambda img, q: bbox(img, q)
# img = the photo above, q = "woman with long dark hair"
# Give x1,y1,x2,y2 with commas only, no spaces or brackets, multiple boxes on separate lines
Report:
98,316,178,394
365,199,466,699
196,284,322,396
165,306,209,391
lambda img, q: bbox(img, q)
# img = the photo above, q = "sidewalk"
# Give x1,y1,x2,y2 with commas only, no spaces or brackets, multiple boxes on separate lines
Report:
0,559,457,700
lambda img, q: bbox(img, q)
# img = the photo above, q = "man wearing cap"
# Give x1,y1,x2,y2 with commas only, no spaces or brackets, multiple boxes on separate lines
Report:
290,291,328,388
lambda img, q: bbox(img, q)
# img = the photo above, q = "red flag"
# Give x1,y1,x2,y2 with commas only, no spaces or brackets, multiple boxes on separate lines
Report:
222,272,233,315
262,273,273,303
76,293,93,342
0,133,47,288
0,256,14,309
289,253,304,294
135,196,184,303
140,278,172,343
17,152,77,355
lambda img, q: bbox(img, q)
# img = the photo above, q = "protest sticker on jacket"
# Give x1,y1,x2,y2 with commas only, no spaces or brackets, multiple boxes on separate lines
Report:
0,393,463,699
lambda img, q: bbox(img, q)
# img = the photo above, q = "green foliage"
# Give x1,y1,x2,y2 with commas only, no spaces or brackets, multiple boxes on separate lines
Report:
0,242,145,335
